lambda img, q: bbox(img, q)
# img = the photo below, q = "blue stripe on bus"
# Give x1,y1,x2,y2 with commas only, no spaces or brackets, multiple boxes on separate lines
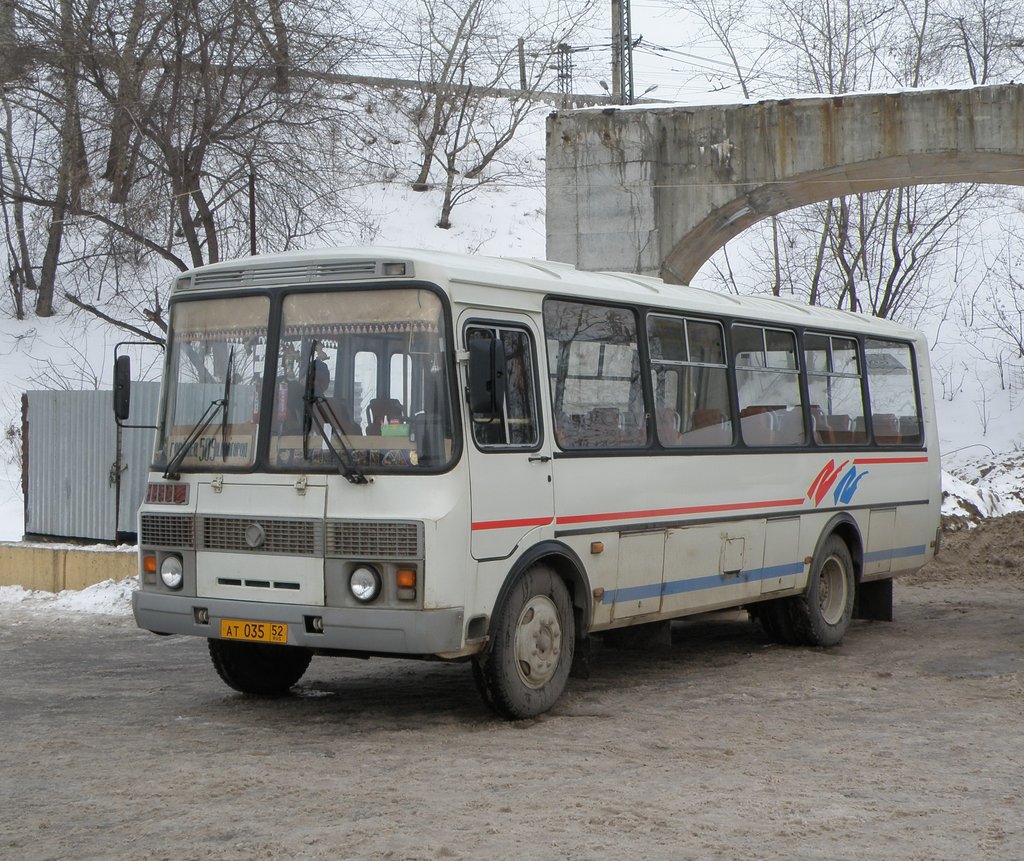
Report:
864,544,926,563
601,544,926,605
603,561,805,605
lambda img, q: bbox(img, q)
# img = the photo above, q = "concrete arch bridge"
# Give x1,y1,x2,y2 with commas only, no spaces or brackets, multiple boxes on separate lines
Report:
545,84,1024,284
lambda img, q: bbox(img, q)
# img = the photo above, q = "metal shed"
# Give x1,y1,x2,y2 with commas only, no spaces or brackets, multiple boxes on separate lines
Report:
22,384,160,542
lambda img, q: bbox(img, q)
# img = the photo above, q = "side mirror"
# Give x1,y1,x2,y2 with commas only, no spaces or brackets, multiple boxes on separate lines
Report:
113,354,132,421
468,337,506,419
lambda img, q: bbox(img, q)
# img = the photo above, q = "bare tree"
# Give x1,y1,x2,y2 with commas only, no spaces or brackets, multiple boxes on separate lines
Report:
374,0,597,226
0,0,375,335
676,0,1002,324
936,0,1024,83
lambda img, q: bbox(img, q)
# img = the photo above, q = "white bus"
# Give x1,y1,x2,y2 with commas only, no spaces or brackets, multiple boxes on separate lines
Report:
123,247,941,719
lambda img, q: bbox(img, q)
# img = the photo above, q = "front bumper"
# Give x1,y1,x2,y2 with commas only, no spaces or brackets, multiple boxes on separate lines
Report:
133,590,466,657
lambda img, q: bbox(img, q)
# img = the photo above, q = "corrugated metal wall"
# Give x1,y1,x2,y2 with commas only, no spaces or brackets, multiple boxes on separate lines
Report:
24,384,160,542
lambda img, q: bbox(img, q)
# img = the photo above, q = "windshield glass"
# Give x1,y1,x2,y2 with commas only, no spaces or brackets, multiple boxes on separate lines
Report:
270,288,455,472
155,296,269,470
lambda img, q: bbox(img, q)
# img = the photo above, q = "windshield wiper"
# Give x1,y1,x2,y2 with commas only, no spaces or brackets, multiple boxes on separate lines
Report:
301,343,370,485
162,396,225,480
220,346,234,462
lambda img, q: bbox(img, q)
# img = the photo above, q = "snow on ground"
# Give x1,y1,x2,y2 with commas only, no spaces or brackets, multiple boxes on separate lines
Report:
0,576,136,616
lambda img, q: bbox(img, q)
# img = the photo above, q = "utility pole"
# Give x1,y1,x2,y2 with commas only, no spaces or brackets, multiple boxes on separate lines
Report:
611,0,634,104
556,43,573,103
248,169,257,255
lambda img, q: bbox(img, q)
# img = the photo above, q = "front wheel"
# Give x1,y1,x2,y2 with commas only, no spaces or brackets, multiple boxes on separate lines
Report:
473,565,575,720
790,535,855,647
208,639,312,697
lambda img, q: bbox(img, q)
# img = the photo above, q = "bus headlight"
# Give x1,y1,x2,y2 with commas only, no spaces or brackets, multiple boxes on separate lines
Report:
159,555,184,590
350,566,382,603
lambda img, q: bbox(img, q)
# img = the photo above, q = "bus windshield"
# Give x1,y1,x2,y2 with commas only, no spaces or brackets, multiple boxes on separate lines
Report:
269,287,455,472
155,295,269,471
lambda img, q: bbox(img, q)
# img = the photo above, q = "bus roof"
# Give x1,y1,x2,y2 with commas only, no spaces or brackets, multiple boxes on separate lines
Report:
173,246,922,339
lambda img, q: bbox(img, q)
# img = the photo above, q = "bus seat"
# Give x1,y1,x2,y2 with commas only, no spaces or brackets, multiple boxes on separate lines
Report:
740,409,774,446
826,414,853,444
620,411,647,445
367,397,404,435
656,407,682,443
775,408,806,445
692,408,724,429
873,413,900,444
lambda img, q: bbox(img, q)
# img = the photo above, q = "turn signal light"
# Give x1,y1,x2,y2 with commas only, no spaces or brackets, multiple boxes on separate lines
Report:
396,568,416,589
143,554,157,574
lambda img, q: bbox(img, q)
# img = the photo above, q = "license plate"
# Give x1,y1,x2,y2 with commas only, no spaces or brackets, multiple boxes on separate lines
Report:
220,619,288,644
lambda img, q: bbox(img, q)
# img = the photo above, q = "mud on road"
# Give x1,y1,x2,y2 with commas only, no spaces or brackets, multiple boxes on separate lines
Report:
1,517,1023,860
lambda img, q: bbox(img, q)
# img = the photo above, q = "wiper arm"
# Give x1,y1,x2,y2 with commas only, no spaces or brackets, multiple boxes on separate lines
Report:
221,346,235,462
301,341,369,485
163,397,225,480
306,396,370,485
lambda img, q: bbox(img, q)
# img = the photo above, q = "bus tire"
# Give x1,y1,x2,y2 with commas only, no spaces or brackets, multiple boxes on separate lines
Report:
754,598,800,645
473,564,575,720
791,535,855,647
208,639,312,697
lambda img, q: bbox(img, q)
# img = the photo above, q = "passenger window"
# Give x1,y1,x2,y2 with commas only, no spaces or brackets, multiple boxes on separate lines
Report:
865,339,922,445
733,324,805,447
544,300,646,449
648,314,732,447
466,325,539,449
805,334,868,445
354,351,378,432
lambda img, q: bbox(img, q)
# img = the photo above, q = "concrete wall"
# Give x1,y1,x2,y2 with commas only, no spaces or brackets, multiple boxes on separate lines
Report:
0,543,136,591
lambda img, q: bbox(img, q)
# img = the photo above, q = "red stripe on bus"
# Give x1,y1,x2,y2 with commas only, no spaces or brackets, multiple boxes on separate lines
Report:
471,516,554,531
555,497,805,527
853,456,930,465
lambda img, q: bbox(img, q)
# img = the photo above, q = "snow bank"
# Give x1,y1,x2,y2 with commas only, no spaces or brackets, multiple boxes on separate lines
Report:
0,576,136,616
941,454,1024,527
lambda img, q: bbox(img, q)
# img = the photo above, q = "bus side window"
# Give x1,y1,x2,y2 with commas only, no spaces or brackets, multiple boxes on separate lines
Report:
544,300,645,450
466,325,539,450
647,314,732,448
733,324,806,447
805,334,867,446
865,339,922,446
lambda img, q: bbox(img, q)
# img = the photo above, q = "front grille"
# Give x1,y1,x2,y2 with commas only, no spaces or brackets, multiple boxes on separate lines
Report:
140,513,195,548
200,517,323,556
327,520,423,559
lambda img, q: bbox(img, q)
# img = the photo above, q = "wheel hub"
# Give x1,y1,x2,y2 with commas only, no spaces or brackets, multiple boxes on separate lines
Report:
818,555,848,626
514,595,563,689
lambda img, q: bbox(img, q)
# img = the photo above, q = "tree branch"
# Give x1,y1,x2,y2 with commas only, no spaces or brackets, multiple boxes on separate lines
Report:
63,291,165,344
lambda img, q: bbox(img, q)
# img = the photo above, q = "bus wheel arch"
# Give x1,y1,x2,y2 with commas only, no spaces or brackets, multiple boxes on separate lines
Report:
493,541,593,639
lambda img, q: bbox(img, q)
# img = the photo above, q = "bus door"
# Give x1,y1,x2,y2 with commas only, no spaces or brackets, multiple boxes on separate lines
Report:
462,316,554,561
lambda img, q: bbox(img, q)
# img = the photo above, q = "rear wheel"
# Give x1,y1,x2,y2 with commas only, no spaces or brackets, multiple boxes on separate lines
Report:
791,535,855,646
473,564,575,720
208,639,312,697
753,598,800,645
